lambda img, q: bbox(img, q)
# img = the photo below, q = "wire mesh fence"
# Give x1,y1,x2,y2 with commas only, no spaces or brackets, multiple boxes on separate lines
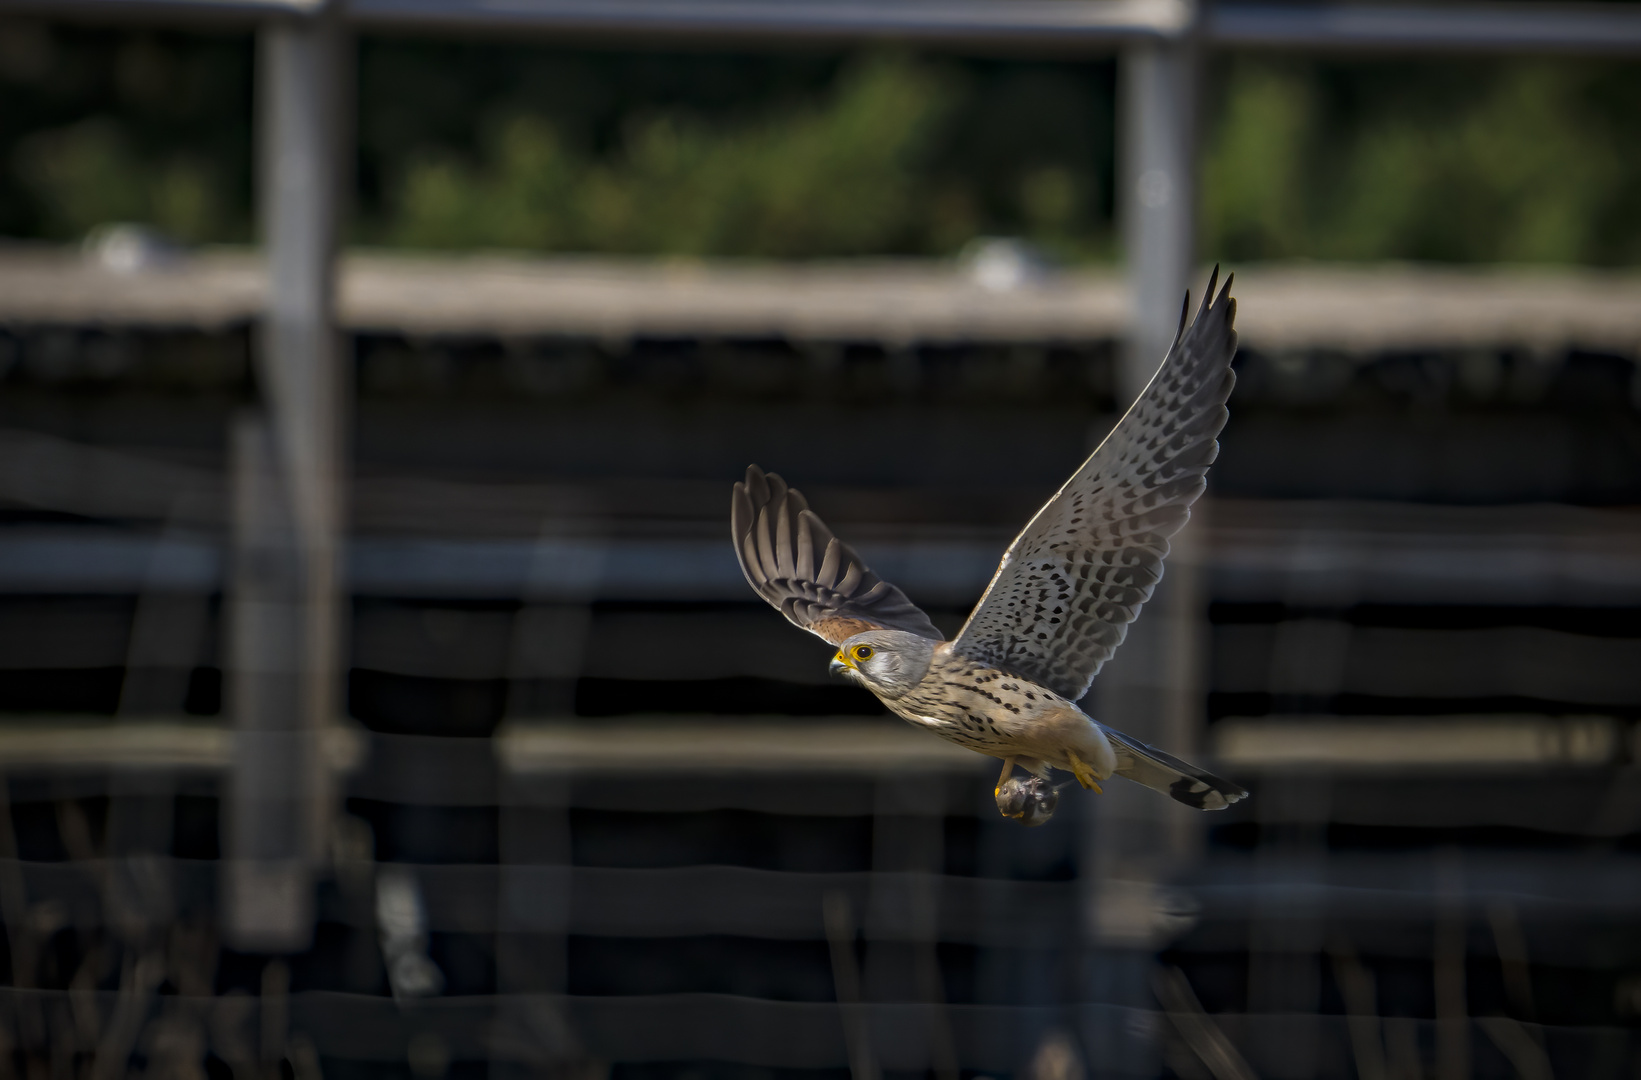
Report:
2,262,1641,1077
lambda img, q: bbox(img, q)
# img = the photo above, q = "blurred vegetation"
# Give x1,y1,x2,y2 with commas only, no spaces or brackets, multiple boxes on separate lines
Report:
381,57,964,256
0,22,252,244
1201,54,1641,265
0,17,1638,264
355,40,1114,259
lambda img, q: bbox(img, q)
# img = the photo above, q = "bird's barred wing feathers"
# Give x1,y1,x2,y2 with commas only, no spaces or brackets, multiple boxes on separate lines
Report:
732,465,944,646
950,269,1238,701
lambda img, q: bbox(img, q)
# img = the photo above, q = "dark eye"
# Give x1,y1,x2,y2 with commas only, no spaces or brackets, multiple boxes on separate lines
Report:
854,645,874,661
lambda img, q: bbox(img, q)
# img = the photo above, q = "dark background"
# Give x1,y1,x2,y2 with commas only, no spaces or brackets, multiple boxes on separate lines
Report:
0,12,1639,1080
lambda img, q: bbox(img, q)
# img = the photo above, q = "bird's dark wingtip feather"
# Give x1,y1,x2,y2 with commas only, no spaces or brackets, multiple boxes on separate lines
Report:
743,464,774,504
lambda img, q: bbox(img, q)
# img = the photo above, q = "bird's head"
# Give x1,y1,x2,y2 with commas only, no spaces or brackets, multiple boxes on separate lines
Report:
829,629,936,699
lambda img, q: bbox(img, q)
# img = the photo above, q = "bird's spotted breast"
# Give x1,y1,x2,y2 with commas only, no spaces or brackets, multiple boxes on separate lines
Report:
884,649,1075,756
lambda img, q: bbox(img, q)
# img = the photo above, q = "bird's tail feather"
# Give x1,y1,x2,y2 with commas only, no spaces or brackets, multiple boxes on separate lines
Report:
1104,726,1248,810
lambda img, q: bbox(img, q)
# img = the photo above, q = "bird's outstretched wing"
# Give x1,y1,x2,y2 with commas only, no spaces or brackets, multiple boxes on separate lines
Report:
949,269,1238,701
732,465,944,646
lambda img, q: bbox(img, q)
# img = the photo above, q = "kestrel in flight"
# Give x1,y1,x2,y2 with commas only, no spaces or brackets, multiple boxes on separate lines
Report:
732,269,1247,824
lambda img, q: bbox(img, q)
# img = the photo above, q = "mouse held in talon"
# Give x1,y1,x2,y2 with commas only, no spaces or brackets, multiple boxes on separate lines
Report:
995,775,1060,826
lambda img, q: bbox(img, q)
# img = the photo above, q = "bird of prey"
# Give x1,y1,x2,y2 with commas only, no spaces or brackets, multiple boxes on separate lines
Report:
731,269,1247,824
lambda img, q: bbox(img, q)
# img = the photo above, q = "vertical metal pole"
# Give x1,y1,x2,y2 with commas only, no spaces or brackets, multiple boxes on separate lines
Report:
227,414,312,950
1119,26,1200,403
863,774,956,1078
225,9,346,952
492,529,600,1077
1086,26,1204,1067
1082,517,1209,1073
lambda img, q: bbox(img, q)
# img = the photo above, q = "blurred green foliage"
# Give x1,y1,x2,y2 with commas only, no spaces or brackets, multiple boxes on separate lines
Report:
385,58,957,256
0,23,251,243
1201,55,1641,264
353,41,1115,259
0,17,1637,264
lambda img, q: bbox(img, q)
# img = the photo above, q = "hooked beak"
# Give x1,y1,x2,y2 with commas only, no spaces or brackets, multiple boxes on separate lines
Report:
829,650,854,680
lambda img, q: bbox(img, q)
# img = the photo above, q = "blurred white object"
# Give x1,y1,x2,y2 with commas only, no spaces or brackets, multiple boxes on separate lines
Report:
1030,1030,1087,1080
82,223,183,274
377,865,445,999
960,236,1051,292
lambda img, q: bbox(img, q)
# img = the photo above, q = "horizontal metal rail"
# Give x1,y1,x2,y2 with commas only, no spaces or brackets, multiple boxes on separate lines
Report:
5,251,1639,352
8,854,1641,941
0,0,320,21
1213,715,1635,769
495,717,981,774
1209,1,1641,53
15,0,1641,54
0,717,367,772
347,0,1188,43
5,714,1637,795
5,525,1640,605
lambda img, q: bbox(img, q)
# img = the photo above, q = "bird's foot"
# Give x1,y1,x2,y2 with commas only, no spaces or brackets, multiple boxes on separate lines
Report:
994,756,1017,799
1066,752,1104,793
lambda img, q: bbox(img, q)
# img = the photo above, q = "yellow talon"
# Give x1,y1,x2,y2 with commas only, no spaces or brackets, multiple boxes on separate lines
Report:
994,756,1016,799
1067,751,1104,793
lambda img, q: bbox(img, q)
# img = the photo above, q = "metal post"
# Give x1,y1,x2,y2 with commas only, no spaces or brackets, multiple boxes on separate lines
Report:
1082,515,1209,1071
492,527,600,1076
1082,29,1205,1065
225,9,347,952
226,415,313,950
1119,24,1200,402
